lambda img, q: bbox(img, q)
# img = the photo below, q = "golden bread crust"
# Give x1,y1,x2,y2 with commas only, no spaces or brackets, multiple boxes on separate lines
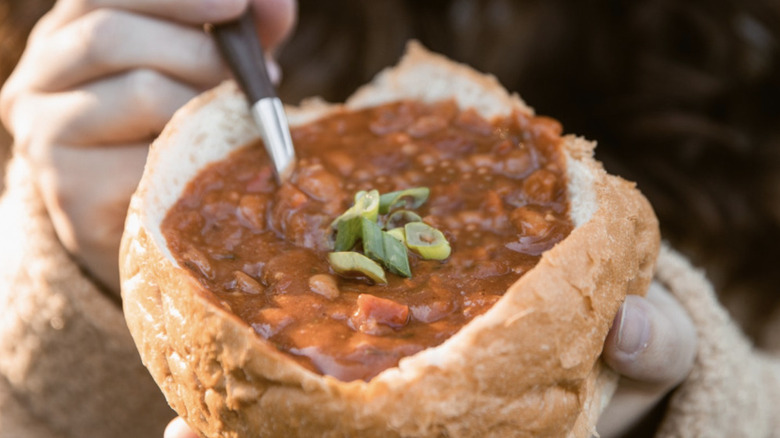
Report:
120,43,659,437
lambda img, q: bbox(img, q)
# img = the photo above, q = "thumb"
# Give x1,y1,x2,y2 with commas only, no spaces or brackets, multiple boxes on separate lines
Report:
597,282,697,437
604,282,697,385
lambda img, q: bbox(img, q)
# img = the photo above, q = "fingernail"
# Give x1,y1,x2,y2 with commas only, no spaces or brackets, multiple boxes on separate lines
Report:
615,298,651,356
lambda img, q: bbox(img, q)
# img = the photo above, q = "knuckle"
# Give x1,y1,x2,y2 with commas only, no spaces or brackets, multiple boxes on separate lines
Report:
61,0,102,13
0,80,20,133
125,69,169,113
124,69,183,136
73,9,124,69
0,93,44,158
76,0,100,10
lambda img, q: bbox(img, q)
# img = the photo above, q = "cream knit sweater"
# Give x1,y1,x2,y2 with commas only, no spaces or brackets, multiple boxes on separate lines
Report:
0,156,172,437
0,154,778,437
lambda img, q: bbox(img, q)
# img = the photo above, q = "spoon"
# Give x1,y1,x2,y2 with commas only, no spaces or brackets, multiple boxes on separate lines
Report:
209,8,296,183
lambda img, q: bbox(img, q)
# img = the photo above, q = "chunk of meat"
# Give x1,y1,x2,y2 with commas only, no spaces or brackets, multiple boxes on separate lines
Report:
406,115,447,137
510,206,553,236
522,169,559,204
294,163,344,206
351,294,409,335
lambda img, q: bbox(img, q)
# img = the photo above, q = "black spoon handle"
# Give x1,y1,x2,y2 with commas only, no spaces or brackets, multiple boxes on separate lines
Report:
210,9,276,103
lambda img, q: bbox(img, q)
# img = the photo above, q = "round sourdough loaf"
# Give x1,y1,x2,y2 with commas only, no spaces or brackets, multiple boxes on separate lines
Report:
119,42,659,438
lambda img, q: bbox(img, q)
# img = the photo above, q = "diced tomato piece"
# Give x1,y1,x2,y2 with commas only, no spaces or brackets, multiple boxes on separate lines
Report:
351,294,409,335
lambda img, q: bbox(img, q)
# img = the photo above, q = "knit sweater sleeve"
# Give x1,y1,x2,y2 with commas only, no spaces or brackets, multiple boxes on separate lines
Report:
0,155,172,438
654,245,780,437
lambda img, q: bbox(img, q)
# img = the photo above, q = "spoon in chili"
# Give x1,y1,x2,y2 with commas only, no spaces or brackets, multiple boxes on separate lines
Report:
208,8,296,183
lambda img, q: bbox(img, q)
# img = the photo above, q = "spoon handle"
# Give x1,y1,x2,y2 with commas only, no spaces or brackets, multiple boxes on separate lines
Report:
211,11,276,102
209,10,296,183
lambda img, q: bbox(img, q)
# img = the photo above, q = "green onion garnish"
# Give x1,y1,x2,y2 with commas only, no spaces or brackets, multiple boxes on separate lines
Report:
378,187,430,214
381,230,412,277
328,252,387,284
404,222,451,260
361,217,386,263
385,227,406,243
361,218,412,278
328,186,448,282
385,210,423,229
331,189,380,228
333,215,362,251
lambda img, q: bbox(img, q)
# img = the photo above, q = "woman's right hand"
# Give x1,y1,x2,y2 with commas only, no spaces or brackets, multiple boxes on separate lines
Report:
0,0,296,293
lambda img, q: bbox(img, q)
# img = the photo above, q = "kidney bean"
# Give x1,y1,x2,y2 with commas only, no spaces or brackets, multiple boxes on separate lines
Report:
234,271,264,295
308,274,340,300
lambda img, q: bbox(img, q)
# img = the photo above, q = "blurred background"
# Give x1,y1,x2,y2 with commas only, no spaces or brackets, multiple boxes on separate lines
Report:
1,0,779,346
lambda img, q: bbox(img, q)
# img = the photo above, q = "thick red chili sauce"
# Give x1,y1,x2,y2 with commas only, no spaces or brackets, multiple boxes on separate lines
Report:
162,100,573,381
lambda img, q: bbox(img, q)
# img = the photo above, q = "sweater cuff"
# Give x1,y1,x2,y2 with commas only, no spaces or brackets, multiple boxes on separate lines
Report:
654,245,777,437
0,156,172,438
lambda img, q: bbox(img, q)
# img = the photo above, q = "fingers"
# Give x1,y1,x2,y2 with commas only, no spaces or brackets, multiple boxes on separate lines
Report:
251,0,298,49
22,9,228,92
52,0,249,28
0,8,223,132
164,417,199,438
10,70,199,153
39,143,149,292
2,0,298,124
48,0,297,49
603,282,697,385
597,282,697,437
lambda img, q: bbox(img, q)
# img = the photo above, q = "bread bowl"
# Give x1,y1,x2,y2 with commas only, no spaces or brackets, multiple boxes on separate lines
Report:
119,42,660,437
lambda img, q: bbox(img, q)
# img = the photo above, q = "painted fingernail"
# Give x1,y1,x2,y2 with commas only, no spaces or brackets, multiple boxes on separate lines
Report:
616,298,651,356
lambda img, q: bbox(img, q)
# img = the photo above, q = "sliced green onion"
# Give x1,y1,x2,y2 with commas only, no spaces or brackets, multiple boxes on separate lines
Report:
379,187,430,214
329,186,445,281
386,227,406,243
361,218,412,278
381,231,412,277
385,209,423,229
328,252,387,284
404,222,451,260
361,217,385,262
331,189,380,228
357,189,380,222
333,215,362,251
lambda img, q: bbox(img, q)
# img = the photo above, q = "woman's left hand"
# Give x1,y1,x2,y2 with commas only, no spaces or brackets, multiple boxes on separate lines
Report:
597,282,698,436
